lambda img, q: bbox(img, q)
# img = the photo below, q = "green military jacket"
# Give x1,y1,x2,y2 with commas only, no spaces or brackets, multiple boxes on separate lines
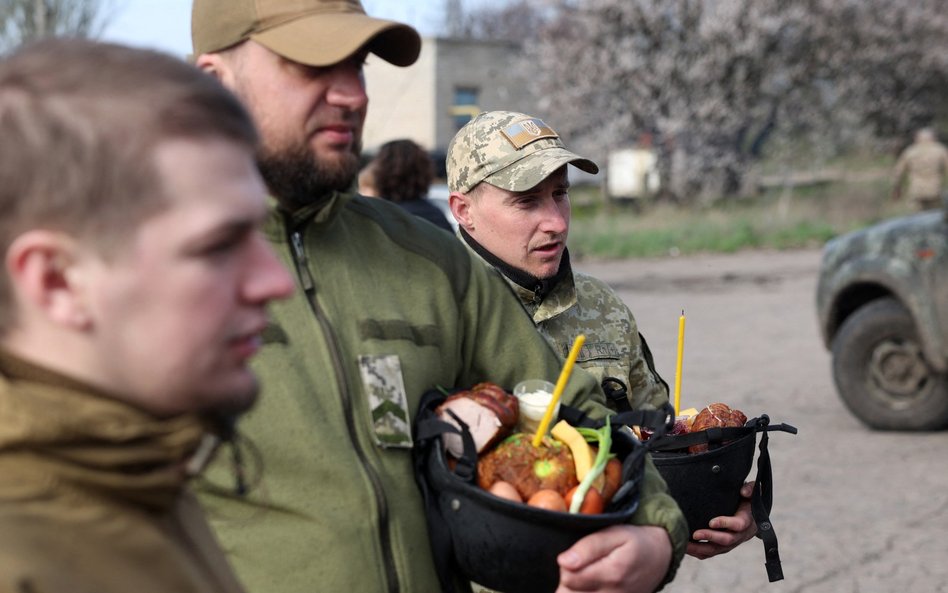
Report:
510,270,670,411
198,192,687,593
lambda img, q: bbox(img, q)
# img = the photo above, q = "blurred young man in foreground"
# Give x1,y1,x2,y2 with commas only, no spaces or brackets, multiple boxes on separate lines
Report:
0,39,293,592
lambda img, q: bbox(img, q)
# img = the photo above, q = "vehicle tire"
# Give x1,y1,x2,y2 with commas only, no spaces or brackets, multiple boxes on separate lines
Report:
832,297,948,430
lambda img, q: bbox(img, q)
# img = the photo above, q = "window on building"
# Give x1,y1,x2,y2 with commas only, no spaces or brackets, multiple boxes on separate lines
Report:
450,86,480,130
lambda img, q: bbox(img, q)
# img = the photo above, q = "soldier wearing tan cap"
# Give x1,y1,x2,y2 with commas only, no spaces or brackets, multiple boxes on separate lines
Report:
447,111,759,560
191,2,688,592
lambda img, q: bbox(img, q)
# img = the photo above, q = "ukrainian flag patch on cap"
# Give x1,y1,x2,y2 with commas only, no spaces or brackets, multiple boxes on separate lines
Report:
501,118,558,150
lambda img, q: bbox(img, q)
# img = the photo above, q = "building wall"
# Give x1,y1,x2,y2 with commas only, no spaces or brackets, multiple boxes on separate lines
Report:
362,40,436,152
431,37,537,153
362,37,538,156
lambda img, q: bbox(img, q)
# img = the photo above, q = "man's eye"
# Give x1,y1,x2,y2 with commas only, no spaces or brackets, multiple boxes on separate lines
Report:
202,235,243,256
302,65,328,79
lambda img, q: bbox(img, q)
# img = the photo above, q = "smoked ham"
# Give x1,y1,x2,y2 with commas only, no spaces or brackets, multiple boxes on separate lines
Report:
437,382,519,458
689,403,747,453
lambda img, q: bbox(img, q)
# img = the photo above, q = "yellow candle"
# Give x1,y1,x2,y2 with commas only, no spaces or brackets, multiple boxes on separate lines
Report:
532,334,586,447
673,310,685,415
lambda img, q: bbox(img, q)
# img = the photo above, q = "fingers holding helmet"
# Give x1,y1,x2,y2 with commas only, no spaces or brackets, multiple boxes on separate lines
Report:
557,524,673,593
686,481,758,559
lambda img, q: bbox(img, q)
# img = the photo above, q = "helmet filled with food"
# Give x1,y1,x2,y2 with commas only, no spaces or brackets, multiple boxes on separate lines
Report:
413,383,648,593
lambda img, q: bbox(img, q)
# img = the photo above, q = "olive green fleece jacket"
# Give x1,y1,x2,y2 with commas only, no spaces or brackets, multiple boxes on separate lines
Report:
0,351,246,593
197,192,687,593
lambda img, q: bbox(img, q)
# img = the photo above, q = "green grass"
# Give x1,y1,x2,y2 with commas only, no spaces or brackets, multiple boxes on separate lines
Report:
567,167,914,260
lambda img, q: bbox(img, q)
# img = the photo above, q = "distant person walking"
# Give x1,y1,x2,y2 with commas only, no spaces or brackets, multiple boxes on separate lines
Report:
892,127,948,211
361,139,453,232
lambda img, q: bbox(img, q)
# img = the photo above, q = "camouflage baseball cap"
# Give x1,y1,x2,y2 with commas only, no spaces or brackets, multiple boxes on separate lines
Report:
192,0,421,68
447,111,598,193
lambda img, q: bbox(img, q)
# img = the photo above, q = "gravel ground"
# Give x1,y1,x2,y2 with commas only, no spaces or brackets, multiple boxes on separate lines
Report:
576,248,948,593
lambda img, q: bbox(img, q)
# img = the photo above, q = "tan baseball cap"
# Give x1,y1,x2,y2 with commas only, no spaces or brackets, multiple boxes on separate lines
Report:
447,111,598,194
192,0,421,67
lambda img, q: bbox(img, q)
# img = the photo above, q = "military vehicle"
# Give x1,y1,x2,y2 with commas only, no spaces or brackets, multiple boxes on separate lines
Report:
816,199,948,430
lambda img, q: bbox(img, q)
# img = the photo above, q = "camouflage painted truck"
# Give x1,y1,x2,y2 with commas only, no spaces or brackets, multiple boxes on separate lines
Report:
816,202,948,430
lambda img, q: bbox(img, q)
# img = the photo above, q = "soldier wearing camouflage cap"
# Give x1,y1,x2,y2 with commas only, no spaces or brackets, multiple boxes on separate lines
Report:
447,110,598,194
447,111,759,560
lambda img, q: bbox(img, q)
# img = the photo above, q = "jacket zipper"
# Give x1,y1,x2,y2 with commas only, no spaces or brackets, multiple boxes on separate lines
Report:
289,229,400,593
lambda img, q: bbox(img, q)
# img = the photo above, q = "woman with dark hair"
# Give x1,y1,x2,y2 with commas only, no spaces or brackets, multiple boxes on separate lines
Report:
366,139,453,232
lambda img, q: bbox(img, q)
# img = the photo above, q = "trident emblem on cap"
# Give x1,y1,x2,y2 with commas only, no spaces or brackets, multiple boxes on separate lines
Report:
521,120,542,136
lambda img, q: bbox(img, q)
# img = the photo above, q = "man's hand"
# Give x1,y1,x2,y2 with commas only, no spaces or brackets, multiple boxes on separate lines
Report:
555,524,672,593
686,481,757,559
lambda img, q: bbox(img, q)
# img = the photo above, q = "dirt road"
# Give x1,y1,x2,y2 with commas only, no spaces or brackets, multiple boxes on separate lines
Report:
576,249,948,593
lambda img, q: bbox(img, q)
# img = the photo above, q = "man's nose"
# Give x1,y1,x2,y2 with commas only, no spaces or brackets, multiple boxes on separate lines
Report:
326,62,368,112
245,234,295,304
539,197,569,235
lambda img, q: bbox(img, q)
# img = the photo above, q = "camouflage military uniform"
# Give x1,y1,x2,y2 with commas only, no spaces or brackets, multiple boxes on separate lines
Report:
465,242,670,412
518,269,669,411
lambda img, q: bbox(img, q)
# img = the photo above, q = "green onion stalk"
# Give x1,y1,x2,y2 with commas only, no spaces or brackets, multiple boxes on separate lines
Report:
571,417,613,514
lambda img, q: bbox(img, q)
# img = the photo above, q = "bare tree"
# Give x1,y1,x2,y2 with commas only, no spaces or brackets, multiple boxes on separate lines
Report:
490,0,948,203
822,0,948,141
442,0,554,41
0,0,114,54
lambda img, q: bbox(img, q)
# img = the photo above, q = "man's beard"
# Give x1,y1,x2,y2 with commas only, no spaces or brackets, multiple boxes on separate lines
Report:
257,140,361,211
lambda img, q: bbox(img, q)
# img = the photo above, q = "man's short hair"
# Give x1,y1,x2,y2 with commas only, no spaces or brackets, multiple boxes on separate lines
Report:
917,127,936,142
0,38,258,330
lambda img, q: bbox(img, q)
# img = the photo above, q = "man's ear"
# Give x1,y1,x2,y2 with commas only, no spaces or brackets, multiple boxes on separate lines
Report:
449,191,474,232
194,52,228,84
5,231,92,330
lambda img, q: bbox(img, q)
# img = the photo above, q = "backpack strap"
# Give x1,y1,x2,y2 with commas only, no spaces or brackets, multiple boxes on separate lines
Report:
646,425,750,451
601,377,633,413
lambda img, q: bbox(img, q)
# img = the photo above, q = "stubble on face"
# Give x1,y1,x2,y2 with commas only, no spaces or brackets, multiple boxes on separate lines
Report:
256,137,361,211
224,45,364,211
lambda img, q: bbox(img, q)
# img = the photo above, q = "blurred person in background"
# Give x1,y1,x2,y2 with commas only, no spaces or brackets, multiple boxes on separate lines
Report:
362,139,453,232
0,38,293,592
892,127,948,211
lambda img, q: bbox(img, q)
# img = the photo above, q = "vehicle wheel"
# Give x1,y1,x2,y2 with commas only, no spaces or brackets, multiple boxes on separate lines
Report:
832,297,948,430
